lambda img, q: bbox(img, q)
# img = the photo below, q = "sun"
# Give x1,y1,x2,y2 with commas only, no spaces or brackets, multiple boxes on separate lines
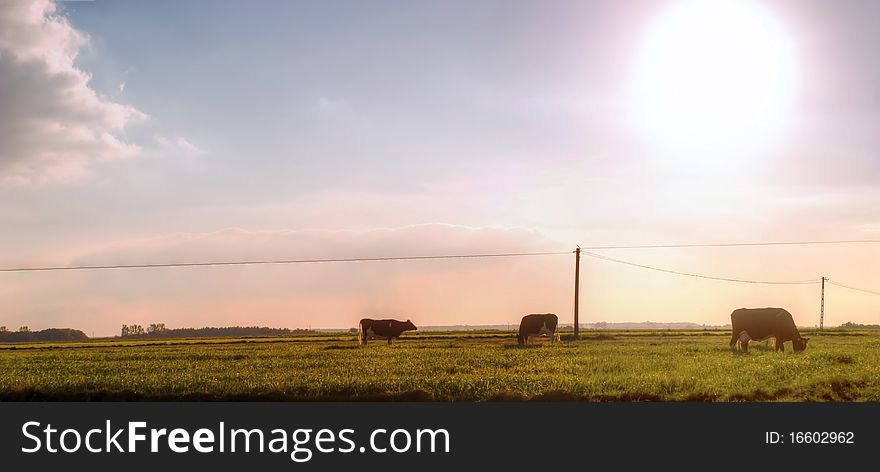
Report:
630,0,797,162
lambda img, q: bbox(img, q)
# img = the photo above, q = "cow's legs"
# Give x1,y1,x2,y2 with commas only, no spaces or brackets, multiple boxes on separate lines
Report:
737,331,752,353
729,332,738,350
387,337,392,346
776,339,784,353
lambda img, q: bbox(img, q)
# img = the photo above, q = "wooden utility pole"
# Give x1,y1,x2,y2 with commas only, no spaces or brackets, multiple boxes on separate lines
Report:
574,247,581,339
820,276,826,331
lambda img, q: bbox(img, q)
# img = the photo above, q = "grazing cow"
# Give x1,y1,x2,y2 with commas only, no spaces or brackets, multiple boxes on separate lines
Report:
517,313,559,345
729,308,809,353
359,318,417,346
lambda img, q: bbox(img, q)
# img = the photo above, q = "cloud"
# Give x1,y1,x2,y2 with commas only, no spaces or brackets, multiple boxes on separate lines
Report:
857,223,880,234
155,136,206,158
174,137,206,157
314,96,352,115
0,0,148,185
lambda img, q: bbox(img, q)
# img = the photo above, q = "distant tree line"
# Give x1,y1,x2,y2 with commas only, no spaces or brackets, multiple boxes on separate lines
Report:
119,324,312,338
0,327,88,343
839,321,880,330
120,323,168,337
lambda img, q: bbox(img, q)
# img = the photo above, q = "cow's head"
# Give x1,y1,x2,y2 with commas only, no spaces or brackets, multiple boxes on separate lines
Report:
792,337,809,353
404,319,417,331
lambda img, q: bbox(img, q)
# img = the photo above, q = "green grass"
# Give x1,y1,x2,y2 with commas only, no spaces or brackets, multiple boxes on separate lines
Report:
1,329,878,401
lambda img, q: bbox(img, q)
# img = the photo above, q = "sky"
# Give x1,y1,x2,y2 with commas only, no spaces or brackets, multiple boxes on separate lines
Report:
0,0,878,336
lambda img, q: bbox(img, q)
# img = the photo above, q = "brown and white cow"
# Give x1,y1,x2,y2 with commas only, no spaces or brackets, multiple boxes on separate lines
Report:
358,318,417,346
729,307,809,353
517,313,559,345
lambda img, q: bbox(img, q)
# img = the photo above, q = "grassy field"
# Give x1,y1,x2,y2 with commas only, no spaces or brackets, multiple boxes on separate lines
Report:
1,329,878,401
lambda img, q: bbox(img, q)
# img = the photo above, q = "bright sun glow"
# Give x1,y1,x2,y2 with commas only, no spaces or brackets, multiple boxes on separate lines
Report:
631,0,797,161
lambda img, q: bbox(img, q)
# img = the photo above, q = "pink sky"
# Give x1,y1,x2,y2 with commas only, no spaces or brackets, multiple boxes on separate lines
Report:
1,1,878,335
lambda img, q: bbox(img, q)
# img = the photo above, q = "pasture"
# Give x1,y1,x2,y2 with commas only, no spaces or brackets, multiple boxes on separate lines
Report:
1,329,878,401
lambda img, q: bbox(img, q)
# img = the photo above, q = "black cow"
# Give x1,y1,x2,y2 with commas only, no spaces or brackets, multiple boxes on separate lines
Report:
359,318,417,346
517,313,559,345
729,307,809,353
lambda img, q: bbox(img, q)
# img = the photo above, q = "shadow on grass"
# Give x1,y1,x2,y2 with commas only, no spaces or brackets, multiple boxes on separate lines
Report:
558,334,616,342
817,353,856,364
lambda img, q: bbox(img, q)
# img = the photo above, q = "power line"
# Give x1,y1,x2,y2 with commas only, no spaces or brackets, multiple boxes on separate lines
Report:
583,251,819,285
827,280,880,297
1,238,877,274
582,239,880,250
0,250,572,273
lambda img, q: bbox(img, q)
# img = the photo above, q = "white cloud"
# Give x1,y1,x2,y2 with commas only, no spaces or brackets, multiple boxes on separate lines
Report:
858,223,880,234
0,0,148,185
314,96,351,115
175,137,205,157
154,135,206,158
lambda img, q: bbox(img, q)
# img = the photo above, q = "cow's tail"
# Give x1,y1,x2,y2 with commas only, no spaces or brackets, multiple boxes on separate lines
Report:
357,321,364,346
